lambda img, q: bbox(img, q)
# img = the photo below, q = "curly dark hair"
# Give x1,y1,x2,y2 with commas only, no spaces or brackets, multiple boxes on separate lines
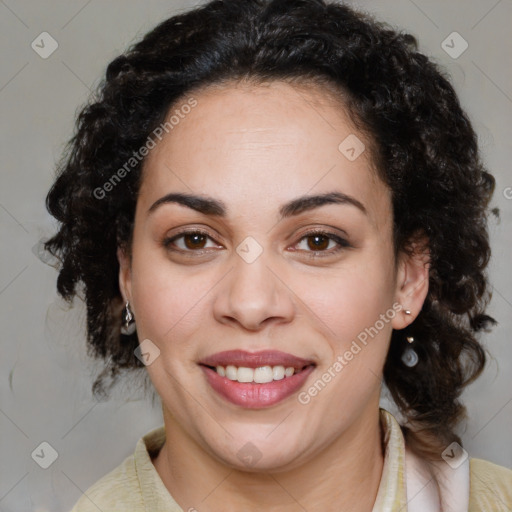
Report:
45,0,497,462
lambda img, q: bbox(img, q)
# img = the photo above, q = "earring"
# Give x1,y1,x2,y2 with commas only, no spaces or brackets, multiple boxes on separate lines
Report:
404,309,412,315
121,300,136,335
401,335,418,367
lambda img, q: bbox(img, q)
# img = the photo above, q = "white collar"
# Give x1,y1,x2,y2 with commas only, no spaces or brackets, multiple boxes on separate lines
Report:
404,440,470,511
372,409,470,511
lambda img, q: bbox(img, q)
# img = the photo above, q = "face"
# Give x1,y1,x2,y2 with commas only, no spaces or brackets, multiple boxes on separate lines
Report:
118,80,428,472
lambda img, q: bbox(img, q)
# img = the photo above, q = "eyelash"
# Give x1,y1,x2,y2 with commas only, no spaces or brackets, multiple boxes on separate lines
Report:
162,228,350,258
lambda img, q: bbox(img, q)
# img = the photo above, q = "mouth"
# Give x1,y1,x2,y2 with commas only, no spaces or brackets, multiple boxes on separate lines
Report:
198,350,316,408
199,349,316,383
199,363,314,383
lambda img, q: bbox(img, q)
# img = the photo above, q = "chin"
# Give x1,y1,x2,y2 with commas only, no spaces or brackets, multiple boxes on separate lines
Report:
205,429,308,473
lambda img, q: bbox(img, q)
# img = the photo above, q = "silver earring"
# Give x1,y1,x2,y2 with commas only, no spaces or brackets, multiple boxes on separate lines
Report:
121,300,136,335
401,336,418,367
404,309,412,315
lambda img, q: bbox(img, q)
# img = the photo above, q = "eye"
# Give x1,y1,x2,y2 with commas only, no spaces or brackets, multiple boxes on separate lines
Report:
162,228,350,258
292,230,350,257
163,229,222,253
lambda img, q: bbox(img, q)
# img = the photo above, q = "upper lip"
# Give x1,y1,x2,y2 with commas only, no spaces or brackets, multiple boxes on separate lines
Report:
199,350,316,370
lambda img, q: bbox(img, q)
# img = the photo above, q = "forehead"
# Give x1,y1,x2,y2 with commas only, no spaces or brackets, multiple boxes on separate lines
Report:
138,79,391,228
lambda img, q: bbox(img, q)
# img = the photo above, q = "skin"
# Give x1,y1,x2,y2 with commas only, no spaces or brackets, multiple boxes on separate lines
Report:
118,79,429,512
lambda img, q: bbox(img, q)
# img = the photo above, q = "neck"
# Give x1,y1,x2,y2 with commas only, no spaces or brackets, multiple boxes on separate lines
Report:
152,405,384,512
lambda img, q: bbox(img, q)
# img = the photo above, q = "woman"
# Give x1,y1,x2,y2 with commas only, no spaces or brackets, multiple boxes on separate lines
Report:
45,0,512,510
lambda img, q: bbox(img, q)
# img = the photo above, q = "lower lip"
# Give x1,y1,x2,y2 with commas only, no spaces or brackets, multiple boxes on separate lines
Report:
200,365,315,409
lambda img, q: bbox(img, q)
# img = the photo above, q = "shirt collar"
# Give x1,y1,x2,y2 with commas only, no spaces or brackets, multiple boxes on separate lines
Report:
134,425,183,511
372,408,408,511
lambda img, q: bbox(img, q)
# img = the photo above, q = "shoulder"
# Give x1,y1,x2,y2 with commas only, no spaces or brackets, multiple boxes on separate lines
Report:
69,425,168,512
69,453,144,512
469,457,512,511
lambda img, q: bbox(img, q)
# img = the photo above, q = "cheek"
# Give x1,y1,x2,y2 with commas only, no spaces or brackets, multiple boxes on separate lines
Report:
299,259,396,346
129,245,207,353
297,267,395,421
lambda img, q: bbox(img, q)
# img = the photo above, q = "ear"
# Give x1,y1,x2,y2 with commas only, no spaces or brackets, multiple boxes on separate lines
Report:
391,234,430,330
117,246,132,303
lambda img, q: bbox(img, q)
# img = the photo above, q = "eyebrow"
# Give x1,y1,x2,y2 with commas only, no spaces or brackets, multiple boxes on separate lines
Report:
147,191,367,219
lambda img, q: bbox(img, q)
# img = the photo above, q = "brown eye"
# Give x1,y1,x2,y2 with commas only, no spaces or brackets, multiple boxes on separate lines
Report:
163,230,221,253
293,230,350,257
183,233,207,250
306,234,330,251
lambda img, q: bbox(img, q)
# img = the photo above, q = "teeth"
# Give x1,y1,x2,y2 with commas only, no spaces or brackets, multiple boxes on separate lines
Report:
273,366,285,380
214,364,300,383
237,367,254,383
254,366,273,383
225,365,238,380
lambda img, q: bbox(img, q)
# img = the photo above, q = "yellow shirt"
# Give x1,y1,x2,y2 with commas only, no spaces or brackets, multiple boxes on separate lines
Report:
70,408,512,511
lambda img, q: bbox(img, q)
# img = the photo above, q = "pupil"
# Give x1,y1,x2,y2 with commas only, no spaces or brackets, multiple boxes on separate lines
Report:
308,235,328,251
185,234,206,249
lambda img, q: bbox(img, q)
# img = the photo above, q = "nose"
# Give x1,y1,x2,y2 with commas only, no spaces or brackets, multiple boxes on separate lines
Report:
212,247,295,331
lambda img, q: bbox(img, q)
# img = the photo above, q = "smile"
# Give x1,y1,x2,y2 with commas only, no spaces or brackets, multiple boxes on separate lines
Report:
199,350,316,408
211,364,301,383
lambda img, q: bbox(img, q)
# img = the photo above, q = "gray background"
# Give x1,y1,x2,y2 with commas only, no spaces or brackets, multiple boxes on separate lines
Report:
0,1,510,511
